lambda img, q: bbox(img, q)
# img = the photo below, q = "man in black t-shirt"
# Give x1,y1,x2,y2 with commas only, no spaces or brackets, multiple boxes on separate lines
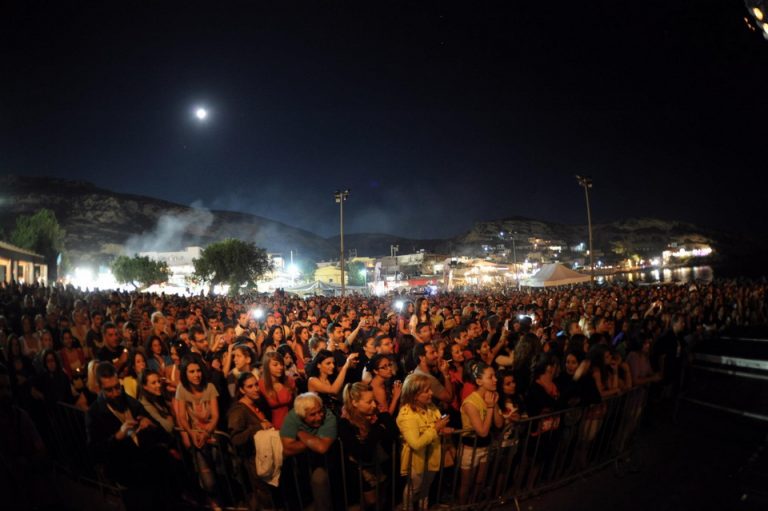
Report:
85,311,105,358
96,322,128,372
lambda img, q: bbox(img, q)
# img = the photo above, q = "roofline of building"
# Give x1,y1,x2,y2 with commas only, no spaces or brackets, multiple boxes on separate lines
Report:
0,241,47,262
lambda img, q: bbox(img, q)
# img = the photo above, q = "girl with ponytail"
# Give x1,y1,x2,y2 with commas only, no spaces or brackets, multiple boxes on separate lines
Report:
458,360,504,504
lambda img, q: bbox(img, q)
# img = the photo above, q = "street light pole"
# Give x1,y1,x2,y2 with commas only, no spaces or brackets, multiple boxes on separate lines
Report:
334,189,350,296
511,233,519,290
575,175,594,284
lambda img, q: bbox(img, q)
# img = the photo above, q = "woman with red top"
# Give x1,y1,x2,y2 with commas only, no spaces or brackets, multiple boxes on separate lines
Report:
288,325,310,372
445,343,469,425
258,351,295,429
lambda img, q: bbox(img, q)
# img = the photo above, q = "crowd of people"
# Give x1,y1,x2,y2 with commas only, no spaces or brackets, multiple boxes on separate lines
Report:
0,278,766,510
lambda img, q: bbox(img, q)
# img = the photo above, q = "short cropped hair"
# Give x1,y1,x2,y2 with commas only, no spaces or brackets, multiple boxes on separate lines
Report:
95,361,117,384
294,392,323,419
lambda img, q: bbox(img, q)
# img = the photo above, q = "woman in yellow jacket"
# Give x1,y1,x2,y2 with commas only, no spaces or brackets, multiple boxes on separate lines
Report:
396,373,452,511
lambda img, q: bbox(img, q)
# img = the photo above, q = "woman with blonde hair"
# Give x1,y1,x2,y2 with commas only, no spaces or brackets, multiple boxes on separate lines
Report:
396,373,451,511
339,382,391,510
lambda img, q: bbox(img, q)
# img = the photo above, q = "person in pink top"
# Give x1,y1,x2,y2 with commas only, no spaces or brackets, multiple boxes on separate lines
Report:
258,351,295,429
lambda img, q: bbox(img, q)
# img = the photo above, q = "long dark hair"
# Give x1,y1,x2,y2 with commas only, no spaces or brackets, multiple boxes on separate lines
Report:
497,369,524,410
589,345,612,386
179,355,209,392
467,359,491,385
235,371,258,396
400,300,414,320
414,297,430,323
39,348,64,374
126,349,147,379
267,325,284,344
309,349,336,379
144,334,167,358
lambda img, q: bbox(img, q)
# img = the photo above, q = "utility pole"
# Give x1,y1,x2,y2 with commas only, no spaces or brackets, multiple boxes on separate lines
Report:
576,175,595,284
334,189,350,296
511,232,519,290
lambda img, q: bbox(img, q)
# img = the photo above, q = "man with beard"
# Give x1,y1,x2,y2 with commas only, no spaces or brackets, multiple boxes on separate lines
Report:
86,362,174,509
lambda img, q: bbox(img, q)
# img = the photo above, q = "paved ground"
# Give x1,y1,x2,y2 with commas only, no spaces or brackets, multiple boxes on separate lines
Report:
511,401,768,511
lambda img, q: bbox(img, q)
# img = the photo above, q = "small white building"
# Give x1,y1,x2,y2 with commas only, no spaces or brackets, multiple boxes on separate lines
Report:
139,246,202,288
0,241,48,284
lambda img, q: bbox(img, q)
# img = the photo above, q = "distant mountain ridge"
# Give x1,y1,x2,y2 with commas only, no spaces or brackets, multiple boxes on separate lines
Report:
0,175,749,268
0,175,333,264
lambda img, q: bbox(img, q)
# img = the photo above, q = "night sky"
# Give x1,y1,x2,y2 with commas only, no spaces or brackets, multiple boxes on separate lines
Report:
2,1,767,239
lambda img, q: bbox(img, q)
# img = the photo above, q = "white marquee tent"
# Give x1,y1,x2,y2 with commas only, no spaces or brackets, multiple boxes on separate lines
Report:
283,280,369,296
523,263,590,287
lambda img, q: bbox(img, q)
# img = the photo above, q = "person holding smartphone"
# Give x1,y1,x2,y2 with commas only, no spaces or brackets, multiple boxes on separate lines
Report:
396,373,452,511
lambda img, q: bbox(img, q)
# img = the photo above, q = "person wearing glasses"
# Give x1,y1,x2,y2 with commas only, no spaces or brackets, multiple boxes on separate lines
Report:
368,353,402,416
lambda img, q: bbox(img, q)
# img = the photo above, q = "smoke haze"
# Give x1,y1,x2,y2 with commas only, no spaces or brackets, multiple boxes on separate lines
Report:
123,203,214,254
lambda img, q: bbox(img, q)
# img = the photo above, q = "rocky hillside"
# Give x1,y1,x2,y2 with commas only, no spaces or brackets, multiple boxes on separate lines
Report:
0,175,748,268
0,176,334,265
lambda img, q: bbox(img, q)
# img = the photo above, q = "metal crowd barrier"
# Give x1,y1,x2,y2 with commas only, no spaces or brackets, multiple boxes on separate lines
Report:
45,402,126,502
393,385,648,511
680,335,768,423
271,384,648,511
44,385,648,511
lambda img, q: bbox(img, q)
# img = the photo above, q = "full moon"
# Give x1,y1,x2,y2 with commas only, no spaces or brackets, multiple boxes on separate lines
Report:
195,107,208,120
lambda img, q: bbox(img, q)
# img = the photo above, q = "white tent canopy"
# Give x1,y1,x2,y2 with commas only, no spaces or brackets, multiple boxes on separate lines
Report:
523,263,590,287
283,280,369,297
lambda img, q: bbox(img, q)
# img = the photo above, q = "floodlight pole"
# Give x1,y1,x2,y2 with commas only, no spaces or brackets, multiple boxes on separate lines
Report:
576,175,595,284
511,233,519,290
334,189,350,297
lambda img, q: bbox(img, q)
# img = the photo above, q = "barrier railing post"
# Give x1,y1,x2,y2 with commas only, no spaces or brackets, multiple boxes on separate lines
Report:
391,440,397,511
41,382,654,511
